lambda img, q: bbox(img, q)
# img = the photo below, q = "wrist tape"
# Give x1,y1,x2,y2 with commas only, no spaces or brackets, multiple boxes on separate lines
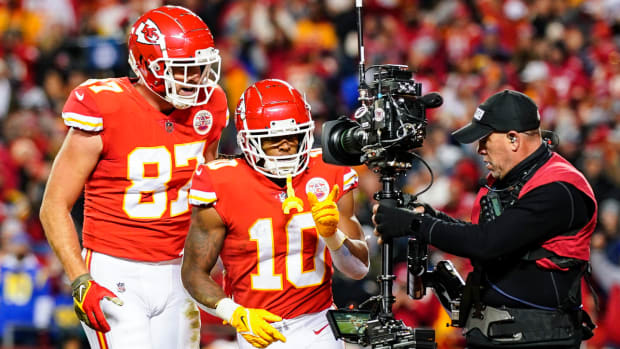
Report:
215,297,240,322
323,229,347,250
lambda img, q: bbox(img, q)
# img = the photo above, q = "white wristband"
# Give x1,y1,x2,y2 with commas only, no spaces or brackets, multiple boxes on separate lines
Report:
323,229,347,250
215,298,241,322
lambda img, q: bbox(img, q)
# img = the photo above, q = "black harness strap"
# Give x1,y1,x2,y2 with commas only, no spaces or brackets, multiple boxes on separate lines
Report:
459,262,484,327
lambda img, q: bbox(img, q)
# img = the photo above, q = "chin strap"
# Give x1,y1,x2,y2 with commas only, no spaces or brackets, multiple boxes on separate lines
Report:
264,158,298,178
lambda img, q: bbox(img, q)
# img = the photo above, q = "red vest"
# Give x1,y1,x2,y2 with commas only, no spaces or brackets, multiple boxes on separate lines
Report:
471,153,597,270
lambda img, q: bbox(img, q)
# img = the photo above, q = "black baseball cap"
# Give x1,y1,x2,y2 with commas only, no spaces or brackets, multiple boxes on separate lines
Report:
452,90,541,144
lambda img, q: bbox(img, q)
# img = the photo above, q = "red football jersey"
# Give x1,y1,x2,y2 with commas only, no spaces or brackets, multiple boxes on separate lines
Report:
62,77,228,261
189,150,358,319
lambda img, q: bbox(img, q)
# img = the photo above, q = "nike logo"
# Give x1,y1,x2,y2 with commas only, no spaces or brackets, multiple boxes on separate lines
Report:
313,324,329,335
195,166,203,176
78,284,86,301
75,91,84,101
240,315,247,328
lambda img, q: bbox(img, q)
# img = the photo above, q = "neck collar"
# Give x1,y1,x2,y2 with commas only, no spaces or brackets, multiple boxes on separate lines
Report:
494,143,551,189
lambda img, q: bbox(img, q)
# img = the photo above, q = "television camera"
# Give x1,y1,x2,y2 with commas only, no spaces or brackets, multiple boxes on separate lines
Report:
322,2,466,348
322,64,442,170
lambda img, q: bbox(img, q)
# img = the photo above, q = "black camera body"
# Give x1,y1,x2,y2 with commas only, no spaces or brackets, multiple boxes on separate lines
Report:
322,64,442,171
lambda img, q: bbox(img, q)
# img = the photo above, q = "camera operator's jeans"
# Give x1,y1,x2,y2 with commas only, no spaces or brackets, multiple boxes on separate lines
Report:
236,307,344,349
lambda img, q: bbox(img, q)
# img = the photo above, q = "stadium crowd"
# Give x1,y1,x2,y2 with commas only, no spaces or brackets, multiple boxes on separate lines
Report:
0,0,618,348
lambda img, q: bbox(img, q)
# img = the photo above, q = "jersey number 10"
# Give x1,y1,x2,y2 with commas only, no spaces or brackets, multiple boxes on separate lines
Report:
250,214,327,290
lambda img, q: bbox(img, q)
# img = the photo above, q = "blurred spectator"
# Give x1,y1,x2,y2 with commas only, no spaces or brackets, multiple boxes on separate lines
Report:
579,148,620,204
437,176,476,221
590,233,620,348
0,0,619,347
598,198,620,265
42,253,86,348
0,226,53,346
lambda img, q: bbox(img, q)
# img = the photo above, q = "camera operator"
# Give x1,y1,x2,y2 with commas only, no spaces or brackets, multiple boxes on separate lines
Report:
373,90,597,349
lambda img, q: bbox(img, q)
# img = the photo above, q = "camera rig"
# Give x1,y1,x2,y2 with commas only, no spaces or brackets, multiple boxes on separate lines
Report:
320,1,460,348
322,63,443,171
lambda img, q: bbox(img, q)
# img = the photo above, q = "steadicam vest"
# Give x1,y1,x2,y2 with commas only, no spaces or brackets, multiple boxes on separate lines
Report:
471,153,597,271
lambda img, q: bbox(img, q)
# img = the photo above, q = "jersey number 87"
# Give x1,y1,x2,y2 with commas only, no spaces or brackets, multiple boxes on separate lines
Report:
124,141,206,219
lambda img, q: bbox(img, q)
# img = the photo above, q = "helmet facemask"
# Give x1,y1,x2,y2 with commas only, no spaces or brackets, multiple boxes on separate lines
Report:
238,119,314,179
149,47,221,109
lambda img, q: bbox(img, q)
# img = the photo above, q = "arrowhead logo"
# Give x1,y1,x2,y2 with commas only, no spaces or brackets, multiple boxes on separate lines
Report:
136,19,163,45
75,91,85,101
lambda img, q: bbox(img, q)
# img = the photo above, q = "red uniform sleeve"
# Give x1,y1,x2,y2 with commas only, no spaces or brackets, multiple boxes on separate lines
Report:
188,164,219,207
340,166,358,196
61,85,103,132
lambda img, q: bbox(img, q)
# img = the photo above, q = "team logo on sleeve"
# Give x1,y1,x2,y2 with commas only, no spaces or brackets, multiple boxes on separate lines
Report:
193,110,213,135
305,178,330,201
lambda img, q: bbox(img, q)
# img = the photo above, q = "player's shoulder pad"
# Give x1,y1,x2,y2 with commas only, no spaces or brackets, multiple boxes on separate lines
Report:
210,84,227,101
62,78,128,132
202,158,241,173
189,158,241,207
190,84,228,129
309,148,323,158
205,85,227,112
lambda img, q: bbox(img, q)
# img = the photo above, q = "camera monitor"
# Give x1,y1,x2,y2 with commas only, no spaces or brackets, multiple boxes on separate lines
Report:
326,309,371,342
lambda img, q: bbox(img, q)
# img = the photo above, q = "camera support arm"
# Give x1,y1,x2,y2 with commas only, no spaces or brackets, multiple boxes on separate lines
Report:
374,169,403,318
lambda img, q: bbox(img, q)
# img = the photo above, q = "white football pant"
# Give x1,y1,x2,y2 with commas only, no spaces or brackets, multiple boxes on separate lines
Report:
236,307,344,349
80,250,200,349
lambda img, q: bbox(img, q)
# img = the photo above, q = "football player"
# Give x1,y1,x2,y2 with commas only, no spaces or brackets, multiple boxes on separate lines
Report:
39,6,228,348
182,79,370,348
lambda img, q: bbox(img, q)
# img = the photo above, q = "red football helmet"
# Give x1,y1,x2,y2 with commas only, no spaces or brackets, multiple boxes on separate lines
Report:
236,79,315,178
127,6,221,109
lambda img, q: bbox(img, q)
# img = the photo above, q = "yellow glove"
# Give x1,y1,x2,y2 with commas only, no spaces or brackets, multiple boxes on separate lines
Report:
308,185,347,250
282,175,304,214
307,185,340,237
230,307,286,348
216,298,286,348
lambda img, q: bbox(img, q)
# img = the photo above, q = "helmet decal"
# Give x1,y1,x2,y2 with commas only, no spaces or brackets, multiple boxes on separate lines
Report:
135,19,164,47
236,94,246,122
